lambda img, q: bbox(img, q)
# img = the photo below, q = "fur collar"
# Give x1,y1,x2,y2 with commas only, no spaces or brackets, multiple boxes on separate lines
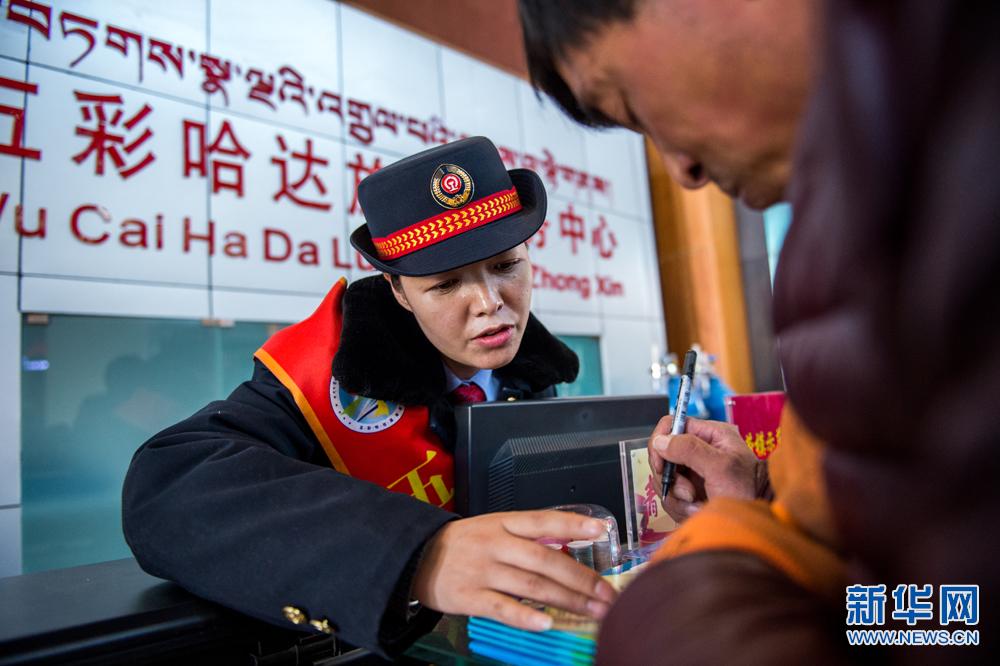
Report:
332,276,579,405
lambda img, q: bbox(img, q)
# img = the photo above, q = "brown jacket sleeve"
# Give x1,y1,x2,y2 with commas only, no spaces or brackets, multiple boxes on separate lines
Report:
596,552,852,665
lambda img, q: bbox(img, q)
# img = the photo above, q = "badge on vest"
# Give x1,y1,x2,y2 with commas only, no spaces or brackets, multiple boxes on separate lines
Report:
330,377,405,433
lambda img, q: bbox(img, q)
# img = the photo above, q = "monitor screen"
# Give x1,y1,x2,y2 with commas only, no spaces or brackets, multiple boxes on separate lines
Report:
453,395,667,535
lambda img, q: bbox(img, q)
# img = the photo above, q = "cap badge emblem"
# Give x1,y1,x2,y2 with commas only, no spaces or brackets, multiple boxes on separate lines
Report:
430,164,474,209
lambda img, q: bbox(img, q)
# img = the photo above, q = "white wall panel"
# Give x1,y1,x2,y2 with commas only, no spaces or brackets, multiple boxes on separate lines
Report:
516,80,587,205
21,67,209,286
584,126,646,219
0,0,29,61
627,133,653,222
211,287,326,325
440,50,521,149
3,0,670,581
209,0,342,138
21,276,208,319
27,0,207,103
0,57,24,274
7,1,665,400
640,216,665,321
530,309,601,337
340,5,444,156
527,202,599,316
595,212,658,318
601,317,667,396
207,110,346,296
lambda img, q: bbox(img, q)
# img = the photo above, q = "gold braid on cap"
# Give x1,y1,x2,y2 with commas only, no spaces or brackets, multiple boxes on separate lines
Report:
373,188,521,260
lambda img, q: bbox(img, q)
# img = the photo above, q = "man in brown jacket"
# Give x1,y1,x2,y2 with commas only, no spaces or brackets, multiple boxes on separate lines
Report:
519,0,998,661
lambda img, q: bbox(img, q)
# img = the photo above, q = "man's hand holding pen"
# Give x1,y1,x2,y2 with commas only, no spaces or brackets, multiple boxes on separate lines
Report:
648,415,767,522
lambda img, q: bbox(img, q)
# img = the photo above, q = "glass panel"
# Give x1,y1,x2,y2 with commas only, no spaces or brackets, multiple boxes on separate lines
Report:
20,318,603,572
21,315,277,573
555,335,604,396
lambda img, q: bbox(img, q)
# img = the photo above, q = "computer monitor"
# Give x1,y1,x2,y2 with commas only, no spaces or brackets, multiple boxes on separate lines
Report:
453,395,667,535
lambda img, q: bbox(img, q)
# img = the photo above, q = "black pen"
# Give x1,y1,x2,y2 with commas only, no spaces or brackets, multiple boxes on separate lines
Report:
661,349,697,500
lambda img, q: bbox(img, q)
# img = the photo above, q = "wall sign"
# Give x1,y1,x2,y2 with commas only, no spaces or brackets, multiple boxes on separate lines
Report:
0,0,657,326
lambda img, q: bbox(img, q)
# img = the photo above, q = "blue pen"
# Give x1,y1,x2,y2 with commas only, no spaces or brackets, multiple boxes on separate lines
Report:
660,349,697,500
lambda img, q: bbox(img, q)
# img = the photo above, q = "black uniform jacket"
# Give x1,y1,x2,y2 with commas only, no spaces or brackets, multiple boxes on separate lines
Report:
122,276,579,658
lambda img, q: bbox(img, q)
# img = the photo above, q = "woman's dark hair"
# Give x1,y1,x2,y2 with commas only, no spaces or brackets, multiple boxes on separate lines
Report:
517,0,638,127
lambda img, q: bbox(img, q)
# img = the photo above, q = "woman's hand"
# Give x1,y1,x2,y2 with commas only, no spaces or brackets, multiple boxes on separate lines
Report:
412,511,617,631
647,415,764,522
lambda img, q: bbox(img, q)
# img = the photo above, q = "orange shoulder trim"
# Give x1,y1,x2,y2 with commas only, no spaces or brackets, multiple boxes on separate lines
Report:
253,278,351,475
652,498,845,602
254,347,351,476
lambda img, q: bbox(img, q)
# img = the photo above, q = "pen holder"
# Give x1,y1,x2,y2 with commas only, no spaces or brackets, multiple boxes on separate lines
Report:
540,503,621,573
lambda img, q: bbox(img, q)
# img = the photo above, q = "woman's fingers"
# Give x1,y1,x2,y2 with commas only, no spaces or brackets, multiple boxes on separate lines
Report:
471,590,555,632
489,562,610,619
495,536,616,605
499,510,606,541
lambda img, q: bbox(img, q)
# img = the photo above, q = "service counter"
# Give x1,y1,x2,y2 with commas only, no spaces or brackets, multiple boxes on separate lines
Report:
0,559,497,665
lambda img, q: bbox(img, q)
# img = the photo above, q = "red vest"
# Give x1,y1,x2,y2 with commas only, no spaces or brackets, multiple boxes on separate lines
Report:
254,278,455,510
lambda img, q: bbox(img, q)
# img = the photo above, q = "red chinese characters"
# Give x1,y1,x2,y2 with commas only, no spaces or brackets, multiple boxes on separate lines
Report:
558,204,586,255
545,204,619,260
345,152,383,214
591,215,618,260
1,0,613,210
271,135,332,211
72,91,155,179
0,76,41,160
184,120,251,196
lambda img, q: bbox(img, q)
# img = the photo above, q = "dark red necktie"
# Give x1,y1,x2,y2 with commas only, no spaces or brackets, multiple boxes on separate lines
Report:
449,382,486,405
